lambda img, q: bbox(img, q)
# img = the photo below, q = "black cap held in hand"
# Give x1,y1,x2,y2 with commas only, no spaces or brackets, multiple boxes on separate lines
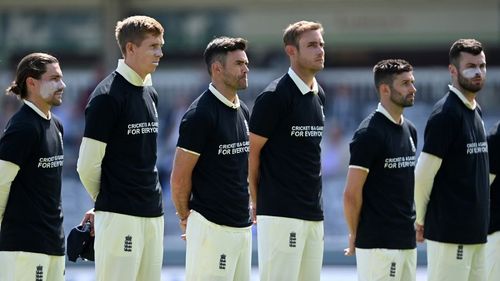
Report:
66,221,95,262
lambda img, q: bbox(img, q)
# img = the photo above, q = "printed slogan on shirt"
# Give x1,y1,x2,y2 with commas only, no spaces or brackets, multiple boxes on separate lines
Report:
38,155,64,168
290,126,323,137
384,155,416,169
218,141,249,155
127,122,159,135
466,142,488,154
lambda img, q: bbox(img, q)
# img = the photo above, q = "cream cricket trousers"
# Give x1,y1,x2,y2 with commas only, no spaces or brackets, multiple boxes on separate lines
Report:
427,239,485,281
355,248,416,281
185,210,252,281
257,215,324,281
94,211,164,281
0,251,64,281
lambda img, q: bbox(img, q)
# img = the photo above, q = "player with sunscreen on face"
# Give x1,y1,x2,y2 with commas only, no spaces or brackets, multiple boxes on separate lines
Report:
39,78,65,100
0,53,66,281
462,66,486,78
415,38,489,281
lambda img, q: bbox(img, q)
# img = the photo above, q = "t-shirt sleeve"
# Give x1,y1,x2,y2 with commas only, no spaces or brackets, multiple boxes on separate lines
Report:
249,91,285,138
241,102,250,121
409,121,418,150
53,117,64,137
176,106,213,154
149,87,159,106
83,94,119,143
422,111,454,158
0,121,38,166
318,87,326,108
488,123,500,175
349,127,380,169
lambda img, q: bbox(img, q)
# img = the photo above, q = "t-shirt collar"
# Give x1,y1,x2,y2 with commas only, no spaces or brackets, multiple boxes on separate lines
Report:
116,59,153,87
24,99,51,120
376,103,404,125
209,83,240,109
288,68,319,95
448,85,476,110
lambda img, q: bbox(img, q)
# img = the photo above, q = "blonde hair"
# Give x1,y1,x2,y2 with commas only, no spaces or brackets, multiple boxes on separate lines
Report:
283,20,323,48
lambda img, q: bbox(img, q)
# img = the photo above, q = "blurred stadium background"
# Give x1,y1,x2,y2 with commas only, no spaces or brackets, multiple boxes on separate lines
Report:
0,0,499,279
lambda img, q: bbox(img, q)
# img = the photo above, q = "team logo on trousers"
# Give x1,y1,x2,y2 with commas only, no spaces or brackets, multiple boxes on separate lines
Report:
36,265,44,281
457,245,464,260
124,235,133,252
389,262,396,277
219,254,227,270
289,232,297,248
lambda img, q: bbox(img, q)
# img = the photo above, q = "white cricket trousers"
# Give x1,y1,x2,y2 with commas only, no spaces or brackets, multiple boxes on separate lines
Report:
257,215,324,281
0,251,64,281
486,231,500,281
426,239,485,281
355,248,416,281
185,210,252,281
94,211,164,281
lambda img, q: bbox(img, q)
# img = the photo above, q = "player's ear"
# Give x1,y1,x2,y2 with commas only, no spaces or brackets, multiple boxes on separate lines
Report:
449,64,457,76
285,45,296,57
125,42,136,56
25,77,37,89
212,61,223,75
379,83,390,97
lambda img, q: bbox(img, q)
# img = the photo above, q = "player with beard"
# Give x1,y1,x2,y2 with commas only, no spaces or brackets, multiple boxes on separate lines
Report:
415,39,489,281
343,59,418,281
0,53,66,281
170,37,252,281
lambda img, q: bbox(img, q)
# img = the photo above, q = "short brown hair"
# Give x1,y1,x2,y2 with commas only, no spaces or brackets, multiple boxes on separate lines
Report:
115,15,164,57
6,53,59,99
203,36,248,76
283,20,323,48
449,39,483,68
373,59,413,90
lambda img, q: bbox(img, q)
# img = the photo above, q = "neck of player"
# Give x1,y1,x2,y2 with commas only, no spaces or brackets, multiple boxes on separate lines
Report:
382,100,403,124
453,82,477,104
27,98,51,118
211,80,237,103
291,65,316,89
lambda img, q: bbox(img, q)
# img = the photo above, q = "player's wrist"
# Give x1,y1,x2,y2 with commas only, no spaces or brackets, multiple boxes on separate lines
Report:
175,211,189,221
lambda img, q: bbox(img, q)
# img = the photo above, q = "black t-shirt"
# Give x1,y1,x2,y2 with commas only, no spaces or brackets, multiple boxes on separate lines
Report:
423,91,489,244
350,111,417,249
249,74,325,221
84,72,163,217
0,104,65,255
177,90,251,227
488,121,500,234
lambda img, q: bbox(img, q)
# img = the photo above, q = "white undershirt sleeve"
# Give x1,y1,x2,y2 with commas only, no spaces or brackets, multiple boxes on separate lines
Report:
77,137,107,202
0,160,20,222
490,173,497,187
414,152,443,225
